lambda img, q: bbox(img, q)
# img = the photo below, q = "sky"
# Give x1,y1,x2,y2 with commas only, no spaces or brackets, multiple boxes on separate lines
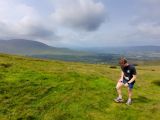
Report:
0,0,160,48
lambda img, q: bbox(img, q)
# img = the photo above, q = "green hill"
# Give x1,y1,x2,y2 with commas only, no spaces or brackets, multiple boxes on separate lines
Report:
0,39,89,56
0,53,160,120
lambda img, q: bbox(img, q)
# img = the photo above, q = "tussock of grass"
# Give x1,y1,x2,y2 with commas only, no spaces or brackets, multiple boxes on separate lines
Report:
0,53,160,120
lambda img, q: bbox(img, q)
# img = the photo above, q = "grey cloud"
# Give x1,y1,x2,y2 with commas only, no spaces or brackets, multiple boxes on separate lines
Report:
121,23,160,46
24,24,55,39
0,22,14,38
0,1,60,42
136,23,160,39
52,0,107,31
0,21,58,41
0,23,7,34
128,0,160,44
130,0,160,25
142,0,160,4
73,13,106,31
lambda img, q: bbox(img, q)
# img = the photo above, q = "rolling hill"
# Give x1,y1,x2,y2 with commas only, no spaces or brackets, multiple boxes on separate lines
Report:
0,39,120,64
0,39,88,56
0,53,160,120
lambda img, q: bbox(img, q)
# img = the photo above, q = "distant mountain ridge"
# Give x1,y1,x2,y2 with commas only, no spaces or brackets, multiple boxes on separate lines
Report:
0,39,88,56
72,45,160,62
78,46,160,54
2,39,52,49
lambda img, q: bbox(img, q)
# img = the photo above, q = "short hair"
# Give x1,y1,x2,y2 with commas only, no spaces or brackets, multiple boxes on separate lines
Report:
119,57,127,65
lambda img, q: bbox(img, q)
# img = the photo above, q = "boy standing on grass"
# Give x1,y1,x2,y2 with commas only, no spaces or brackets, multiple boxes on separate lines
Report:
114,57,137,105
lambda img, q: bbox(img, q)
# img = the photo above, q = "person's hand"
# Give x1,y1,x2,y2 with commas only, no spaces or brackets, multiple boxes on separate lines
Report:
118,79,122,83
124,83,129,87
118,80,122,83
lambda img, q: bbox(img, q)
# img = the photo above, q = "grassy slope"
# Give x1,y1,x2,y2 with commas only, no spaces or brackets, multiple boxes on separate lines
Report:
0,53,160,120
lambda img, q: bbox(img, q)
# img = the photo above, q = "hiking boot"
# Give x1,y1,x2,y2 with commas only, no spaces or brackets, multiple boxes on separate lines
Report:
126,99,132,105
114,97,123,103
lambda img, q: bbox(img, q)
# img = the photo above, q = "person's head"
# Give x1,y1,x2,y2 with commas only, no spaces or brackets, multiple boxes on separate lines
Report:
119,57,128,68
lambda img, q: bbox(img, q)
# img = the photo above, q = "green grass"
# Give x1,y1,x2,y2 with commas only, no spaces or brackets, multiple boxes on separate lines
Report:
0,53,160,120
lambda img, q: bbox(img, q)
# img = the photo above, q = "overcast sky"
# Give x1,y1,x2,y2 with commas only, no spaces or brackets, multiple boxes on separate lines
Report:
0,0,160,47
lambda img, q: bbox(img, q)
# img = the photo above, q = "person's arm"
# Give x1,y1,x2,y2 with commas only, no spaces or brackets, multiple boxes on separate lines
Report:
128,75,136,83
118,72,124,82
128,66,136,83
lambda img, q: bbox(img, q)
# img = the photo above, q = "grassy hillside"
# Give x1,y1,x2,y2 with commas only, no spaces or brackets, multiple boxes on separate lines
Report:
0,53,160,120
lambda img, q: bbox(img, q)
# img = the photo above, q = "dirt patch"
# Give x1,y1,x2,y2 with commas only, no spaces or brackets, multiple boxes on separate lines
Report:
152,80,160,86
0,63,13,68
